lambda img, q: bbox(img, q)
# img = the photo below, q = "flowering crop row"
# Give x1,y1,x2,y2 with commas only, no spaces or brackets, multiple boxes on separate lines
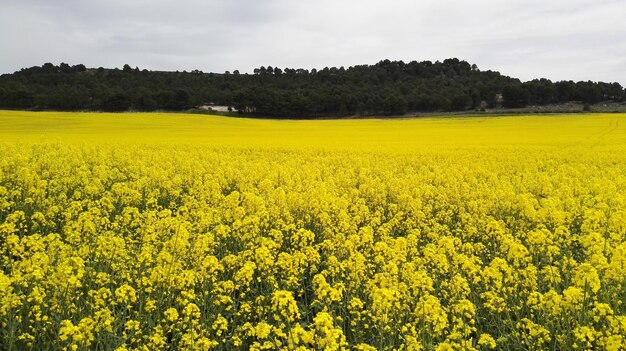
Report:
1,113,626,350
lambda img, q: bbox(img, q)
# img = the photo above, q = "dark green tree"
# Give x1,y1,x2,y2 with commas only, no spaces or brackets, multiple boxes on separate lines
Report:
502,85,531,108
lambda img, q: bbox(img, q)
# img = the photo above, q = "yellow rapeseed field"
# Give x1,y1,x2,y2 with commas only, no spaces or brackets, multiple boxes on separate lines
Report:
1,110,626,350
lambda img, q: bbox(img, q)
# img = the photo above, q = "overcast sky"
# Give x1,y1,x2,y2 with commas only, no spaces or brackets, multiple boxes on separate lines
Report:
1,0,625,84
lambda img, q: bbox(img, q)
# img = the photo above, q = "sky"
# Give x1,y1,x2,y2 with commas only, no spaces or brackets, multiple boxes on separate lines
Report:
1,0,625,84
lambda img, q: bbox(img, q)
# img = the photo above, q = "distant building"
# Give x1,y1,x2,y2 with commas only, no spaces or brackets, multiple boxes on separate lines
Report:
198,103,232,112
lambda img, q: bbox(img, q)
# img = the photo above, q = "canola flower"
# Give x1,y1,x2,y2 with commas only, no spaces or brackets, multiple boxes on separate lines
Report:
1,111,626,350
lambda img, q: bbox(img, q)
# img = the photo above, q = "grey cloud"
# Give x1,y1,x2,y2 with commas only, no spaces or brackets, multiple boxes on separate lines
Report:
1,0,624,84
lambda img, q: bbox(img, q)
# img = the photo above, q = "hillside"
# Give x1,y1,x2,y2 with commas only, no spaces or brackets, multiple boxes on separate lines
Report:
0,59,624,117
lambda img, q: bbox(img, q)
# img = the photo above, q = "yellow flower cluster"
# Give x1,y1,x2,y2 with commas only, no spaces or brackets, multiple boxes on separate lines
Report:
1,112,626,350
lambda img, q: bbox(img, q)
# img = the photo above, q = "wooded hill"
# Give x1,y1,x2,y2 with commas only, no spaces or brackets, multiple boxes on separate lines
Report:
0,59,624,117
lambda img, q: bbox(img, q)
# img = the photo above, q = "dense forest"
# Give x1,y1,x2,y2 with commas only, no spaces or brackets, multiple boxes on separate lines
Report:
0,59,624,117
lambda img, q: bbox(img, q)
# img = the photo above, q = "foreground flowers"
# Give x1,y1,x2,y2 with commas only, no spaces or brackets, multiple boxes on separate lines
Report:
1,133,626,350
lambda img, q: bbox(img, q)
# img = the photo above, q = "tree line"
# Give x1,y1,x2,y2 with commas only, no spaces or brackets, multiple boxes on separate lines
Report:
0,59,624,117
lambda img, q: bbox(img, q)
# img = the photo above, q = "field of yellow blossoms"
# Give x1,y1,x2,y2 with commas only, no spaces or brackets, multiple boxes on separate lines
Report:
1,110,626,350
